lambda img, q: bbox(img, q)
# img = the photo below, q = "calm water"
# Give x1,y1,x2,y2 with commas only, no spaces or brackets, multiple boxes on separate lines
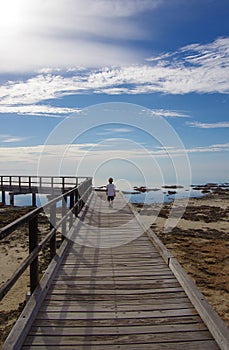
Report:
124,188,205,204
0,187,205,207
0,192,49,207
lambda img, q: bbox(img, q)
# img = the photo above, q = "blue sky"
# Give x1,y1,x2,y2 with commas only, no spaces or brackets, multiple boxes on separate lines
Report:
0,0,228,188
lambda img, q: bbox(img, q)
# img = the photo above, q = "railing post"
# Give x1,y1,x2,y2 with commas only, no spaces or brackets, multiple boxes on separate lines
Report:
1,190,6,205
61,196,67,240
74,188,79,217
29,215,39,294
32,192,36,207
9,193,14,206
50,204,56,259
62,177,65,193
51,177,54,196
69,192,74,228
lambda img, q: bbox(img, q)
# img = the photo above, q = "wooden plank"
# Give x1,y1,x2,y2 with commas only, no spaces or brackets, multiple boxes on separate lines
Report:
23,330,214,346
60,261,170,267
39,302,194,313
45,291,188,301
44,297,188,305
57,269,172,276
41,298,192,308
35,308,198,320
59,262,168,268
21,340,220,350
48,286,183,294
54,274,175,281
30,323,208,336
61,262,166,268
51,279,180,287
32,314,205,327
59,268,169,273
62,253,164,259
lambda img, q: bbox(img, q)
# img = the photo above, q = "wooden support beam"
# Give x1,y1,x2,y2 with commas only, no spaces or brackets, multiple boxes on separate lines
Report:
32,192,36,207
49,204,56,260
29,216,39,294
1,190,6,205
9,193,14,206
69,193,74,228
61,196,67,241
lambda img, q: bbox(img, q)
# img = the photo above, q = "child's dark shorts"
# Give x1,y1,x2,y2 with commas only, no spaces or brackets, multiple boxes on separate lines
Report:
107,196,114,201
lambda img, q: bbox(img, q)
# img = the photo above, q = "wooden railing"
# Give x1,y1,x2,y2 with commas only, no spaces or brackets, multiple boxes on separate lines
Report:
0,175,92,206
0,175,91,193
0,177,92,301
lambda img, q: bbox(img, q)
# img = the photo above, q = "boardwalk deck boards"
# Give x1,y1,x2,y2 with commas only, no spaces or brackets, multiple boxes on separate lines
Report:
3,191,229,349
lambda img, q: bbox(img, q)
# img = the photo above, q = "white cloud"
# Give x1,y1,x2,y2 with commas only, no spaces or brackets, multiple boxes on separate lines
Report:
180,38,229,66
186,121,229,128
185,143,229,154
0,37,228,114
96,127,133,136
0,0,164,73
0,134,30,143
0,104,80,117
149,109,189,118
0,141,228,164
0,37,228,117
145,143,229,157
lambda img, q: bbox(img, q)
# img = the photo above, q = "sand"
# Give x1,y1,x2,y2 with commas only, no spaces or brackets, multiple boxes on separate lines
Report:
137,192,229,327
0,192,228,347
0,207,51,347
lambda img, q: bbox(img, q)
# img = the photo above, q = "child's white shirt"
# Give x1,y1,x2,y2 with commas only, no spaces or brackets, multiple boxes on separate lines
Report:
106,183,115,196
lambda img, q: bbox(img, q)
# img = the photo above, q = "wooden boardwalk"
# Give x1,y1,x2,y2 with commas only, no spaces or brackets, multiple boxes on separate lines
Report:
3,192,229,349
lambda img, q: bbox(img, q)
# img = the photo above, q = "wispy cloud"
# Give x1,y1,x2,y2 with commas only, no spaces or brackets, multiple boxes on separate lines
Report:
149,109,189,118
0,134,30,143
0,37,228,114
0,104,80,117
96,127,133,136
0,140,228,182
0,141,228,163
186,121,229,128
0,0,164,73
184,143,229,154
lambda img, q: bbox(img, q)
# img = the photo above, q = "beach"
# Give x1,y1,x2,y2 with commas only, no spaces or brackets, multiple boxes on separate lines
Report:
135,191,229,327
0,191,228,346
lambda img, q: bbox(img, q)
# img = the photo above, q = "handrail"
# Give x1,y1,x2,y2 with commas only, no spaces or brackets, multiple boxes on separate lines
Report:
0,175,92,192
0,181,89,239
0,178,92,301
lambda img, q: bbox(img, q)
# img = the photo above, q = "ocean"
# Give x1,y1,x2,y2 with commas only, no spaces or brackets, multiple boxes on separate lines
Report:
124,187,205,204
0,187,205,207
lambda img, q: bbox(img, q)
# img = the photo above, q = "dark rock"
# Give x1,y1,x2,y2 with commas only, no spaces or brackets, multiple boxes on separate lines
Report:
168,190,177,195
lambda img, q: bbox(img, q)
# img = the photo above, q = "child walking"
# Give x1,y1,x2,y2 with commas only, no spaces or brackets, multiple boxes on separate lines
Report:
106,177,116,207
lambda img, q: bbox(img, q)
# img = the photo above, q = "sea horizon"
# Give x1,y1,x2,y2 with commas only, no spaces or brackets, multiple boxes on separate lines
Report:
1,181,228,207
